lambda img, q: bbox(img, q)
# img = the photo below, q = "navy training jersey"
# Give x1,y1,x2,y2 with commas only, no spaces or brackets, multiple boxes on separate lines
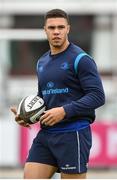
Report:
36,43,105,132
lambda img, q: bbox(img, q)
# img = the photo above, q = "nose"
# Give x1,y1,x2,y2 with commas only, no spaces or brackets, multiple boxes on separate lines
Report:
53,27,60,35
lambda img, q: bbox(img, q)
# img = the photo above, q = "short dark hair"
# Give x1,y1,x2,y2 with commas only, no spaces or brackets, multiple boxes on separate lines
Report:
44,9,70,24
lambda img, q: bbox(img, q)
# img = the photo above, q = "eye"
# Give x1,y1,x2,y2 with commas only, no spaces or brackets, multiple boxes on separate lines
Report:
47,25,65,30
48,26,55,30
58,25,65,29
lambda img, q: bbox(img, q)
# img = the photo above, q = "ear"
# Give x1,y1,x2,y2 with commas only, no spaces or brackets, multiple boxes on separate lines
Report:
67,25,70,34
44,26,46,32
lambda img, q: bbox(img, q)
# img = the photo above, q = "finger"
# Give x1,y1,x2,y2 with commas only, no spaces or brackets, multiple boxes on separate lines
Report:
22,123,31,128
16,118,30,127
48,121,55,126
17,121,31,128
17,119,25,124
40,112,49,121
15,115,23,122
45,119,55,126
10,107,17,115
41,116,52,124
23,123,31,128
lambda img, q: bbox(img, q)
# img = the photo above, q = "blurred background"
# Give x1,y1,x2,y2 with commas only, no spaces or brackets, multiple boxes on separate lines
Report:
0,0,117,179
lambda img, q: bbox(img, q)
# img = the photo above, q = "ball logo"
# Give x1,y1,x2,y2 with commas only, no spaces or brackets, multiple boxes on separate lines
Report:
27,96,42,109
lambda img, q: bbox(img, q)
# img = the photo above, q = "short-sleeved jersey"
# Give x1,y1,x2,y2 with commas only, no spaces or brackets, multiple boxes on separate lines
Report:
36,43,105,132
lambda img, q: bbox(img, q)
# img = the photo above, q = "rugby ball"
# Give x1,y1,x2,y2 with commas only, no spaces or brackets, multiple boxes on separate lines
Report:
17,95,46,124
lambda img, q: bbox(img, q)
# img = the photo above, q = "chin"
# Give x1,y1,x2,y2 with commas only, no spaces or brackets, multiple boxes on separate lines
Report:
53,44,61,48
52,42,62,48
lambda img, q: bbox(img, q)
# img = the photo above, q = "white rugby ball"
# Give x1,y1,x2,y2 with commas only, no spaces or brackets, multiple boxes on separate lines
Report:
17,95,46,124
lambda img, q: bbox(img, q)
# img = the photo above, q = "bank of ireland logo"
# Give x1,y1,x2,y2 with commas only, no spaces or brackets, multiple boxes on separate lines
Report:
47,81,54,88
42,81,69,95
60,62,69,70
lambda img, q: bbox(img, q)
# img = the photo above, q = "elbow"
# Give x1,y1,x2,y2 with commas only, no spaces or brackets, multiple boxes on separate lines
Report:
93,90,105,108
99,92,105,107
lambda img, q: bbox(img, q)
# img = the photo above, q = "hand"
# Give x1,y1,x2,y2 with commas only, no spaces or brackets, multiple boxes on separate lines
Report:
40,107,66,126
10,107,30,128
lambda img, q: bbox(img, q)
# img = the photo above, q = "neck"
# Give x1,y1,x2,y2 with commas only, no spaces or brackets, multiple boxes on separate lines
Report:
50,40,70,55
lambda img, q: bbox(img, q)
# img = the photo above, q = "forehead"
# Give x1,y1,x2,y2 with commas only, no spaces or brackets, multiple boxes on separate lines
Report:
45,18,68,26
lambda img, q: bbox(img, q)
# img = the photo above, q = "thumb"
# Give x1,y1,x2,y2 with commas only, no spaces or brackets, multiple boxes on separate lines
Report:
10,107,17,115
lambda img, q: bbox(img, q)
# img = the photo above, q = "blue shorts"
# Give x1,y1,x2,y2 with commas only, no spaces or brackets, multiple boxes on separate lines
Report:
26,126,92,174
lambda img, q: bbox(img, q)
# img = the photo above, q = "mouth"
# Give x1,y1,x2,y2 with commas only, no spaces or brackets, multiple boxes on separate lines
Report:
52,37,61,40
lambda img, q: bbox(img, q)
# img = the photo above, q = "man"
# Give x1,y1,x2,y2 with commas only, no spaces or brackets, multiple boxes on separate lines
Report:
11,9,105,179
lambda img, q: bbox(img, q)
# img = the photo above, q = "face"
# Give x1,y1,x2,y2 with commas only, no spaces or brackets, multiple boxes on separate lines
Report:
44,18,70,48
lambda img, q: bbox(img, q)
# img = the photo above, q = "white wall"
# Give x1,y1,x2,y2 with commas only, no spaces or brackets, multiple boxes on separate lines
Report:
0,113,19,166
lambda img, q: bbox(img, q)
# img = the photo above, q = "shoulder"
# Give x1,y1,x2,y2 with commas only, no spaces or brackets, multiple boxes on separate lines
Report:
77,55,97,75
79,54,96,67
69,43,84,55
72,48,96,74
36,50,50,67
69,43,96,72
38,50,50,62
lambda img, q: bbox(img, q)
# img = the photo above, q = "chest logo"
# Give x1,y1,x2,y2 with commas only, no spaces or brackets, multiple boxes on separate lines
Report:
39,66,43,72
47,81,54,88
60,62,69,70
